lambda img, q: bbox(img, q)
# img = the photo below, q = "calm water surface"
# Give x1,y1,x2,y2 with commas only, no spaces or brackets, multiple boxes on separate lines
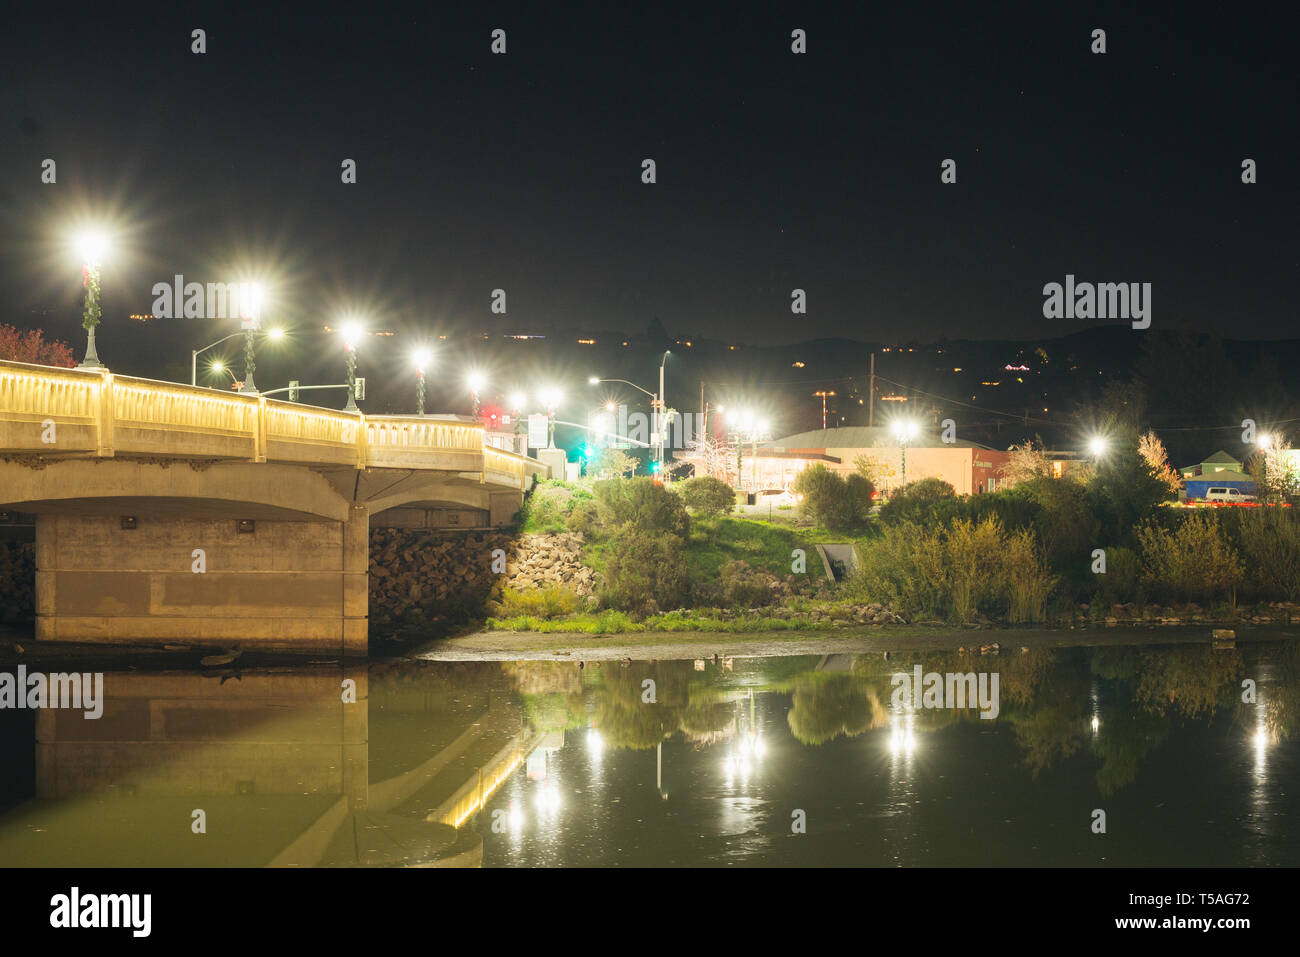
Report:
0,637,1296,866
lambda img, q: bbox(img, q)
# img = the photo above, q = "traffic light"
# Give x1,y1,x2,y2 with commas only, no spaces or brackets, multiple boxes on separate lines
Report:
649,460,661,474
581,443,594,460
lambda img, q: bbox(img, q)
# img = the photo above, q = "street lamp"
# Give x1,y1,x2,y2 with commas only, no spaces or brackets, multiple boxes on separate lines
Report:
891,419,919,489
412,348,432,415
341,320,364,412
1087,435,1109,458
539,386,563,448
467,371,487,417
75,230,111,369
191,326,284,387
238,283,268,393
209,360,239,387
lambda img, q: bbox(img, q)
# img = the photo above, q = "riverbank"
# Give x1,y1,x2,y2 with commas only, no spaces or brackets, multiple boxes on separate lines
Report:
418,622,1300,660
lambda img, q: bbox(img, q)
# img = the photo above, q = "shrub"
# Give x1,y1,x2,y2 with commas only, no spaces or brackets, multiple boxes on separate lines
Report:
1229,508,1300,601
566,500,600,537
603,523,690,616
487,585,583,619
1002,528,1057,623
852,516,1055,624
718,560,776,608
1011,477,1099,570
1137,513,1243,604
878,477,958,527
792,464,865,531
593,477,690,536
680,475,735,516
1095,545,1143,606
1086,447,1171,547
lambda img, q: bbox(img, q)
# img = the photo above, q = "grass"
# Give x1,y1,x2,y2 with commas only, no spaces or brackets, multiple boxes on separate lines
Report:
483,601,894,634
684,515,846,579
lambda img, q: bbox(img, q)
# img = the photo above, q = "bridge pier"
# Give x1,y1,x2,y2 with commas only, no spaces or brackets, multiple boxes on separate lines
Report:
35,507,370,656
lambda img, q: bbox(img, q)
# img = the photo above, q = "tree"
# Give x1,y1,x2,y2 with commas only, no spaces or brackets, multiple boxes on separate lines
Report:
1138,430,1181,495
792,464,860,530
854,451,896,489
593,447,636,479
999,439,1051,486
1086,446,1171,546
0,324,77,367
1248,438,1300,503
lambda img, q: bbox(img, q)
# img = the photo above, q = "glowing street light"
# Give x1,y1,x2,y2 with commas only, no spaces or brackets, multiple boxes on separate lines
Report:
538,386,563,447
238,282,267,394
466,371,487,416
209,359,239,388
891,419,920,488
412,348,432,415
340,320,364,412
192,326,283,387
74,229,112,369
1088,435,1109,458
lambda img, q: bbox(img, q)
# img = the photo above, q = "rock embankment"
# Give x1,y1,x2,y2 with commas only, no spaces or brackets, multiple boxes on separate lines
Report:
368,529,594,621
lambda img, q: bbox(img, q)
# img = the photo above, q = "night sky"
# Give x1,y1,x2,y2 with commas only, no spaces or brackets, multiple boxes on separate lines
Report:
1,3,1295,363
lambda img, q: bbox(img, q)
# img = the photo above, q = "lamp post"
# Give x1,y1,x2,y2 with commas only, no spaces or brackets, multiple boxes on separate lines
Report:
468,372,486,418
539,387,562,448
209,360,239,388
657,350,672,468
341,321,363,412
412,348,432,415
75,231,109,369
892,420,918,490
590,373,661,468
237,283,268,394
192,328,282,387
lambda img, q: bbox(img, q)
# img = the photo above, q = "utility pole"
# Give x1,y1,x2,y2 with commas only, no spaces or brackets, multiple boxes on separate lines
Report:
868,352,875,428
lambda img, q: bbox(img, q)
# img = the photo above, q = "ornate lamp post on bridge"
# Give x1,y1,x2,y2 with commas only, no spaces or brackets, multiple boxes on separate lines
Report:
75,231,110,370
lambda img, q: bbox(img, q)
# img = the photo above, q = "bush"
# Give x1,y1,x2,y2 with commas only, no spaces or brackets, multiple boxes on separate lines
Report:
1011,477,1099,570
792,464,869,531
566,500,600,537
878,477,958,527
1094,545,1143,606
680,475,735,516
603,523,690,616
1137,513,1243,604
1233,508,1300,601
593,477,690,536
852,515,1055,624
487,585,583,619
1086,447,1171,547
717,560,776,608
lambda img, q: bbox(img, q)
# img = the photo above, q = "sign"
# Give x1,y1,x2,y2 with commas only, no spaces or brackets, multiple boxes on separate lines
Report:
527,413,549,449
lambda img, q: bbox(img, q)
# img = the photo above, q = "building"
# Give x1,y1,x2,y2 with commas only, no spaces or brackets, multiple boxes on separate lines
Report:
1180,450,1256,500
747,426,1013,495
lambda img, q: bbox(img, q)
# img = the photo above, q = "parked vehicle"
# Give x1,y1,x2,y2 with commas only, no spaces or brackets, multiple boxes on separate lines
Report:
1204,487,1257,503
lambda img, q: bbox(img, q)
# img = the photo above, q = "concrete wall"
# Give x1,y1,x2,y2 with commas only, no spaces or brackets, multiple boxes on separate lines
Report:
35,510,369,656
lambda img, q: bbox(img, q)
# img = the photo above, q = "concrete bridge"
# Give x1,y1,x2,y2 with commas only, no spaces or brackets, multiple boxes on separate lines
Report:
0,360,547,655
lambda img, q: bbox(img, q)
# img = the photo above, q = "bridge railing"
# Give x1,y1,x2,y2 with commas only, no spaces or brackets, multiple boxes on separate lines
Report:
0,360,544,486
